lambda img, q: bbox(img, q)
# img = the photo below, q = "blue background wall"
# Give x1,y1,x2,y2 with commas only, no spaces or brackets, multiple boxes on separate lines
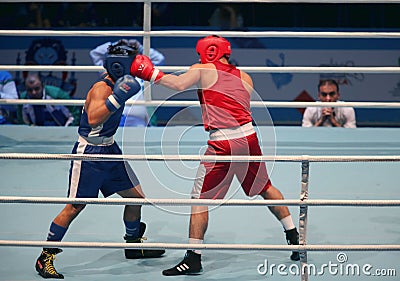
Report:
1,28,399,127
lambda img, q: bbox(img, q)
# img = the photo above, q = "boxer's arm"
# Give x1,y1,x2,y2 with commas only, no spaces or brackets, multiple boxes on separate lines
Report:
158,65,202,91
240,70,254,95
84,82,113,127
131,55,202,91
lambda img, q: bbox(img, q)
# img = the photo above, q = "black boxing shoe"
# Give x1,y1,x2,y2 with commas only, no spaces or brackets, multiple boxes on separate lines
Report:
162,250,203,276
285,228,300,261
124,222,165,259
35,248,64,279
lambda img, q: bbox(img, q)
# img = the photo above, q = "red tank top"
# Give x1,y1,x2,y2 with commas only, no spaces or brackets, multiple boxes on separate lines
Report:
197,61,252,131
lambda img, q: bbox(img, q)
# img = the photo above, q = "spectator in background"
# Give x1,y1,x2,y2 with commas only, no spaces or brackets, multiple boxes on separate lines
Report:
0,71,19,124
14,3,64,28
56,3,100,27
302,79,356,128
90,39,165,127
151,4,172,26
208,4,264,49
18,74,80,126
208,4,244,30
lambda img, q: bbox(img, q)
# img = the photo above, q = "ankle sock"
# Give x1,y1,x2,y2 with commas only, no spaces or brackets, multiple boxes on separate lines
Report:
189,238,203,255
46,222,67,242
280,215,295,231
124,218,140,238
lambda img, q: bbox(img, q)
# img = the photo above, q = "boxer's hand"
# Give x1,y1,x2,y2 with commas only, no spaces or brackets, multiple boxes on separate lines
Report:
130,55,164,82
105,75,141,112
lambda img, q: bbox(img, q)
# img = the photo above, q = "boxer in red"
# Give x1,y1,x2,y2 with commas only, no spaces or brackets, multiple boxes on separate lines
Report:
131,35,300,275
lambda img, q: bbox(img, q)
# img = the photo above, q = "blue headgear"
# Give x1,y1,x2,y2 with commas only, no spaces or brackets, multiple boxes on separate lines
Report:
104,41,138,82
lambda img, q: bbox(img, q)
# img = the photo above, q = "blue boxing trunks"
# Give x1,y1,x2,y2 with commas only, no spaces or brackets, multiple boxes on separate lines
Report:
67,136,140,198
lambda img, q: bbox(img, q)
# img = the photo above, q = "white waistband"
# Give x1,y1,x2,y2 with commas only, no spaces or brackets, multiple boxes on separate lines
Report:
78,135,114,146
209,122,255,141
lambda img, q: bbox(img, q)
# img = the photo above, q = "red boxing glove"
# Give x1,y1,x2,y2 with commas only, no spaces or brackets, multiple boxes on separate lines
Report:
130,55,164,83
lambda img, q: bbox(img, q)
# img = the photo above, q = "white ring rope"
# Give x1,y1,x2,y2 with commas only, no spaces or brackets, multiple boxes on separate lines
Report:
0,196,399,207
1,99,400,109
1,153,399,162
0,240,398,251
2,65,400,74
3,0,400,4
1,30,400,38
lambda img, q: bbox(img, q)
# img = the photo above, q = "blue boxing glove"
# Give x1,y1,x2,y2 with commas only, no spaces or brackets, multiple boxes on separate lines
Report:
105,75,141,112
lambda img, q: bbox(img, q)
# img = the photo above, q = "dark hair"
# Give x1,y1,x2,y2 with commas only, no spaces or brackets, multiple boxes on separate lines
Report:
318,79,339,92
107,39,138,56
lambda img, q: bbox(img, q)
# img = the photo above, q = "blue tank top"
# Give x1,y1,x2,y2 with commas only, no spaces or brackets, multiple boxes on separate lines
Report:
78,77,124,139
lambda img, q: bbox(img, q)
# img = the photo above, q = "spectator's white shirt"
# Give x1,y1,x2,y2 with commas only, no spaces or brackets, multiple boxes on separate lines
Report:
122,78,149,127
0,71,18,99
302,101,356,128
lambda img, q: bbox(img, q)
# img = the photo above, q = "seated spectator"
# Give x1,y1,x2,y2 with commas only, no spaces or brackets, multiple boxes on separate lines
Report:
90,39,165,127
56,3,100,27
12,3,59,28
208,4,264,49
18,74,80,126
208,4,244,30
21,38,77,97
0,71,19,124
302,79,356,128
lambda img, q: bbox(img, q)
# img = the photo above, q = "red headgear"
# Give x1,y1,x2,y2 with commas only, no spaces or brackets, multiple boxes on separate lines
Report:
196,35,231,64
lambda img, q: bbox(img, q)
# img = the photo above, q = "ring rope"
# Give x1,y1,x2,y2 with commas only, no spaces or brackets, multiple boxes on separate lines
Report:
0,196,399,207
1,153,399,162
2,0,400,4
2,99,400,109
2,65,400,74
0,240,398,251
1,30,400,38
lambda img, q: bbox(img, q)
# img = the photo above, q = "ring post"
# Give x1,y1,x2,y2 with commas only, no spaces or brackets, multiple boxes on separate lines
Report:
300,159,310,281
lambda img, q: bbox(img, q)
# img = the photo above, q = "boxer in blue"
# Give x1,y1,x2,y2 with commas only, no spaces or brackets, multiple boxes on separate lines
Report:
35,40,165,279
